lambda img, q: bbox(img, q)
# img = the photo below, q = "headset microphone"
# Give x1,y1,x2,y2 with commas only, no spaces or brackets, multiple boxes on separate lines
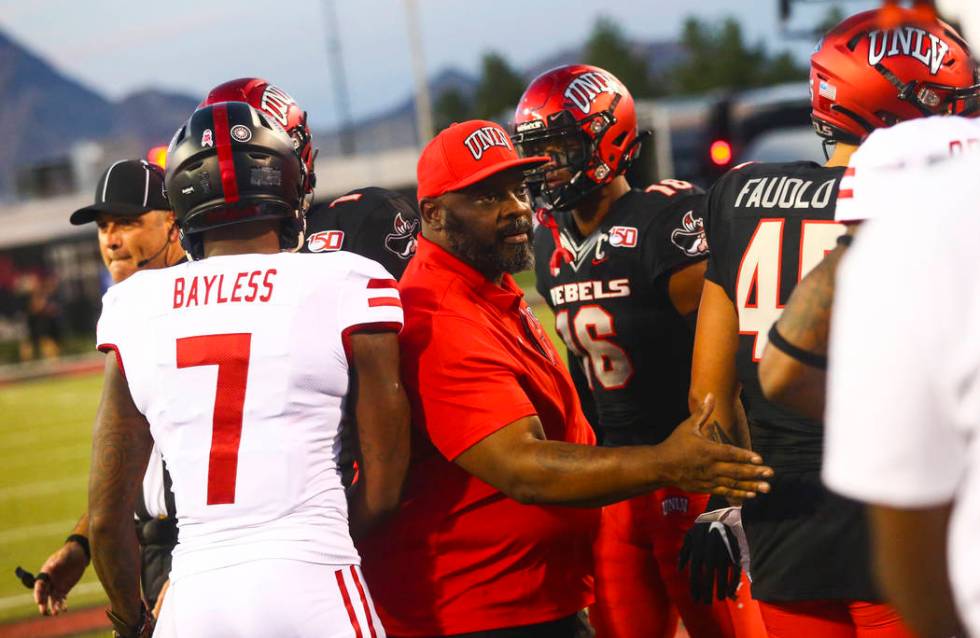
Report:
136,225,175,269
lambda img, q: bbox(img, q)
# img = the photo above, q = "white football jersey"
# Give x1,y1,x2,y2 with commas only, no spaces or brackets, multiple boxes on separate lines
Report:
96,251,402,581
836,115,980,222
825,152,980,636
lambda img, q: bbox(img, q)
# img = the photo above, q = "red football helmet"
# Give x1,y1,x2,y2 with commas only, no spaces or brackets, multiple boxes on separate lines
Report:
811,8,979,144
200,78,316,193
512,65,642,210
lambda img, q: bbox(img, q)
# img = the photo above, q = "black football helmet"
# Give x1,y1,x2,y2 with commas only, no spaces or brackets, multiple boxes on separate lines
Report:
164,101,307,259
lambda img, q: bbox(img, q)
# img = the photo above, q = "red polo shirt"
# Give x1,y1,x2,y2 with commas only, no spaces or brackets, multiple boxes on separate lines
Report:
357,236,598,636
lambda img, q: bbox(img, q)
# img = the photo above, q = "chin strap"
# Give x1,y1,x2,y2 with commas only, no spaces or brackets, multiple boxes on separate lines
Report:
535,208,573,276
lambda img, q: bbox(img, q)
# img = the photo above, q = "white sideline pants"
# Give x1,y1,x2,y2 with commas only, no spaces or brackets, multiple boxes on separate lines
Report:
154,560,384,637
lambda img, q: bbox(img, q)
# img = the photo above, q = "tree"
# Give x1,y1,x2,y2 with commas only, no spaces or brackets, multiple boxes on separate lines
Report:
672,16,807,94
433,87,472,131
582,16,658,98
472,52,526,121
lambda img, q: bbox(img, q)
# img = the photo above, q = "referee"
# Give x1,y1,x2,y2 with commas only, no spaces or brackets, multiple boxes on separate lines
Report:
30,159,183,617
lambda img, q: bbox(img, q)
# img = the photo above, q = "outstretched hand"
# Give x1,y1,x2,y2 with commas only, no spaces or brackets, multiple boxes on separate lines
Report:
658,394,773,500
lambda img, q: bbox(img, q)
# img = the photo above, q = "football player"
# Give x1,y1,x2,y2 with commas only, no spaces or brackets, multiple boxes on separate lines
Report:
303,187,419,279
758,10,979,419
201,78,420,279
688,7,976,635
513,64,765,638
87,102,410,638
821,1,980,636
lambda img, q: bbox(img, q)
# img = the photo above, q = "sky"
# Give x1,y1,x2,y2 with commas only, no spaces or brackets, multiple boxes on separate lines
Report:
0,0,879,130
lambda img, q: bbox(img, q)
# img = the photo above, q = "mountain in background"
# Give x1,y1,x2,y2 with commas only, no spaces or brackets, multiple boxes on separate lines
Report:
0,29,197,198
0,26,684,198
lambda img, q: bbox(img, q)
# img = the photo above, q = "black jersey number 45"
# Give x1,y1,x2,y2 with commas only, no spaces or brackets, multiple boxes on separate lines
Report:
736,218,844,361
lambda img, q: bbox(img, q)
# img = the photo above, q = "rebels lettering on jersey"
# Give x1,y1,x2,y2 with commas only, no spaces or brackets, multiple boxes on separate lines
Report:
534,187,707,447
96,252,402,581
549,279,630,306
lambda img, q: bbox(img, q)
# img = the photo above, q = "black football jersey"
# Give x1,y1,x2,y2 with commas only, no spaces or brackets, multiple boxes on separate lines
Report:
702,161,877,602
302,187,420,280
534,185,708,447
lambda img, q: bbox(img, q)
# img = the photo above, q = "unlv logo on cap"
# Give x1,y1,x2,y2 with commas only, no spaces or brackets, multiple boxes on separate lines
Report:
564,71,618,115
463,126,512,160
867,27,951,75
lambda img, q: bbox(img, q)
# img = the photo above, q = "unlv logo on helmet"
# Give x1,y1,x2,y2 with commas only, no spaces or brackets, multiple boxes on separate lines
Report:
867,27,951,75
260,85,296,128
564,71,618,115
463,126,512,160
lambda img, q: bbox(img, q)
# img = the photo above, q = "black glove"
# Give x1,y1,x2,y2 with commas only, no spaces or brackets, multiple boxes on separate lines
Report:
678,497,741,604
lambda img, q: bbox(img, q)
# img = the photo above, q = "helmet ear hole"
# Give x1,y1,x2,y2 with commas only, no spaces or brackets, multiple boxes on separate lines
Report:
612,131,628,147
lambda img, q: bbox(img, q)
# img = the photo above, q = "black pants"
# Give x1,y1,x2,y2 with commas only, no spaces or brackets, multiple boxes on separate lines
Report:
391,611,594,638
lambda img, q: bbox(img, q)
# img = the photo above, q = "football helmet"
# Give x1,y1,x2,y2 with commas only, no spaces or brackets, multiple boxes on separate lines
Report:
165,101,306,259
200,78,316,193
512,64,643,210
811,8,979,144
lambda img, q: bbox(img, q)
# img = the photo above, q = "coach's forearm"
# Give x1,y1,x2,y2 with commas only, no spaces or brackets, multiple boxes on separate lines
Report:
505,438,673,507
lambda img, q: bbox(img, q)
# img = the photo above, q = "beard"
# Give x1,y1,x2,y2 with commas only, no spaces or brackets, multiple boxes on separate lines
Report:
443,208,534,280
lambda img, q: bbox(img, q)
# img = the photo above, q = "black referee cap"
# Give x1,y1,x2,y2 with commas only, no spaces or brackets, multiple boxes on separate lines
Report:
70,159,171,225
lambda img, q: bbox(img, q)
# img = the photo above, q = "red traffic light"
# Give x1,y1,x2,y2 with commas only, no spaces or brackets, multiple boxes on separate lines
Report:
709,139,733,166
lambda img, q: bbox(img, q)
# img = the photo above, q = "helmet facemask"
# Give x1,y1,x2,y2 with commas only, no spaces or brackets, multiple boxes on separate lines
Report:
513,106,626,211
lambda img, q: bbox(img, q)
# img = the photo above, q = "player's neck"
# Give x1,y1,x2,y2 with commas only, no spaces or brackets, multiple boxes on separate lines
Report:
570,176,630,237
824,142,858,168
203,221,281,258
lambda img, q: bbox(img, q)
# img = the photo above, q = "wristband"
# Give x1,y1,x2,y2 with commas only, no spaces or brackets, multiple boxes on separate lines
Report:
66,534,91,562
767,324,828,370
106,602,152,638
836,233,853,247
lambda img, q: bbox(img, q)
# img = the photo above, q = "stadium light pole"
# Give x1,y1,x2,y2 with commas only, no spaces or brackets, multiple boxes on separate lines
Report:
322,0,356,155
404,0,434,145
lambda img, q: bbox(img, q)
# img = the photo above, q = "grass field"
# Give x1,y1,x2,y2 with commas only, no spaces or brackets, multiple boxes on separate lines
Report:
0,372,109,629
0,275,562,636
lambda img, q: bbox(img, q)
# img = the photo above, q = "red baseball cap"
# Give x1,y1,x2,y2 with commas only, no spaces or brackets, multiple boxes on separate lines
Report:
417,120,549,201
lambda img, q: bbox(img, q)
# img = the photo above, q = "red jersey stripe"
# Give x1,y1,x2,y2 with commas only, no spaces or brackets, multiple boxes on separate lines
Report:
367,278,398,290
838,189,854,200
368,297,402,308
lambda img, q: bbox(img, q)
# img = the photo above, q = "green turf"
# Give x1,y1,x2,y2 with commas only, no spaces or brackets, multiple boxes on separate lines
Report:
0,373,108,625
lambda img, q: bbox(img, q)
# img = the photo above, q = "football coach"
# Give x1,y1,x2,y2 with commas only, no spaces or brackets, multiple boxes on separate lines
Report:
356,120,774,638
30,159,183,618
